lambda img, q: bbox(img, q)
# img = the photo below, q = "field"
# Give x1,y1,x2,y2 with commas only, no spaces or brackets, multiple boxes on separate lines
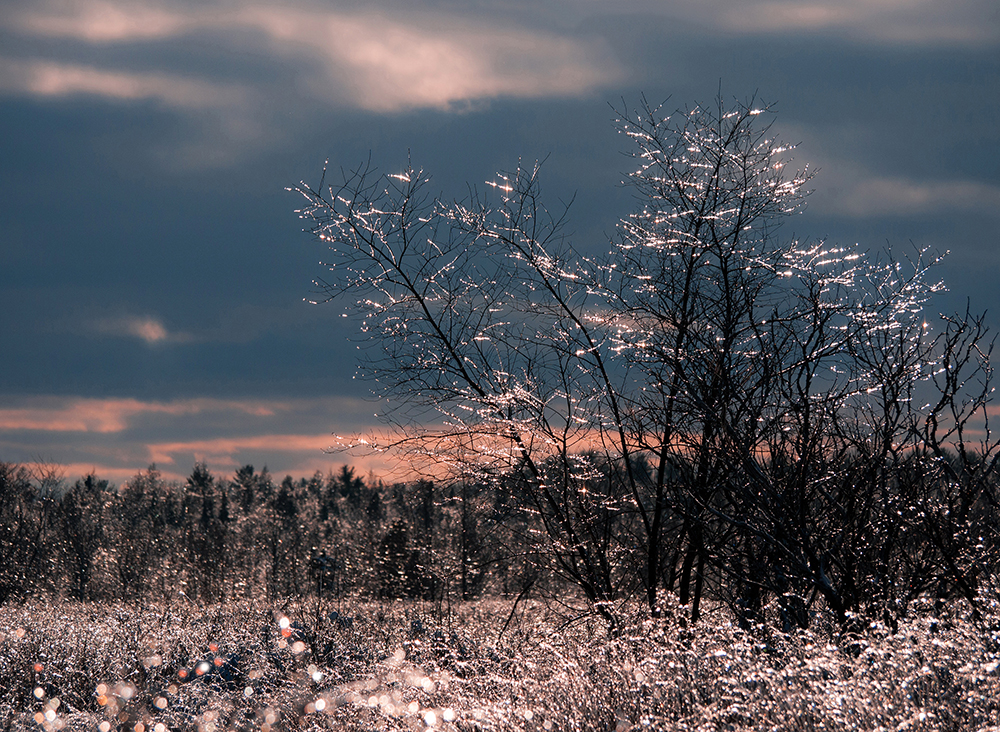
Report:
4,597,1000,732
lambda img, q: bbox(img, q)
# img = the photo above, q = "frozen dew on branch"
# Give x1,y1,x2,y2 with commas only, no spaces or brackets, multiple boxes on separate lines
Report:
486,178,514,194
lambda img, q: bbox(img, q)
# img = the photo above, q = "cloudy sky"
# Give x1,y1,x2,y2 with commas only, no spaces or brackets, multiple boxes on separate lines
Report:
2,0,998,484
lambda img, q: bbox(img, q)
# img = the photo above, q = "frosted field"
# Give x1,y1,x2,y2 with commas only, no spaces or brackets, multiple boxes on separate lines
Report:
4,597,1000,731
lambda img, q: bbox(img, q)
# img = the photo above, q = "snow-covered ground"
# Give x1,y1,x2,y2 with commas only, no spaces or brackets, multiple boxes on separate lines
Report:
4,597,1000,731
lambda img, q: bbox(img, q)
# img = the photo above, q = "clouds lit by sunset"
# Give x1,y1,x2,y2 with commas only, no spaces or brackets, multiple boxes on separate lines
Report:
1,0,997,484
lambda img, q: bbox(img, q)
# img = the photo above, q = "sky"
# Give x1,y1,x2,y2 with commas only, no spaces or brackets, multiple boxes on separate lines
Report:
1,0,999,485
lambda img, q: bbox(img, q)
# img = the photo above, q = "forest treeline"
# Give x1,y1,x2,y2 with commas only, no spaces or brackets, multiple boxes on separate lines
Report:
0,461,507,608
2,446,1000,634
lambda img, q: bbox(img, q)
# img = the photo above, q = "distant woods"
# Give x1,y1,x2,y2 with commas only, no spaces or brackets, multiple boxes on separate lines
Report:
3,448,1000,635
0,462,500,608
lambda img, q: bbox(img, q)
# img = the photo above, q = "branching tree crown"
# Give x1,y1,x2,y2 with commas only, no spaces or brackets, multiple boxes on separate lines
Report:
294,96,998,630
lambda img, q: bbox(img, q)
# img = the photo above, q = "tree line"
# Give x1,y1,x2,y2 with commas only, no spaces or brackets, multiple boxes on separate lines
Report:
0,461,507,608
2,432,998,633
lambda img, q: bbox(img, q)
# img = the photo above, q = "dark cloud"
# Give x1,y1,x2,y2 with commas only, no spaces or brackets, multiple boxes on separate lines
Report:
1,0,997,480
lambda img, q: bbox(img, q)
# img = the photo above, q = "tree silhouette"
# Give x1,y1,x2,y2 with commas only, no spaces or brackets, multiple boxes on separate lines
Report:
294,93,999,629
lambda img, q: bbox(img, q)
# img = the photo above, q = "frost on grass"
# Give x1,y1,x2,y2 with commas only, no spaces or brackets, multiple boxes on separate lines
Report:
3,597,1000,731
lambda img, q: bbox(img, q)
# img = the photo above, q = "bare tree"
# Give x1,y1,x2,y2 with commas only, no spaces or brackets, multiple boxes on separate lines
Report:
293,95,995,629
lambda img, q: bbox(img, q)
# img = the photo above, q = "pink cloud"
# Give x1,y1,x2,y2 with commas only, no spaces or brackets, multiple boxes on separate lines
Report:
0,397,283,434
143,431,409,481
2,0,622,114
0,58,247,108
8,0,193,42
713,0,999,44
147,433,334,465
91,315,184,344
22,438,397,485
819,176,1000,218
238,5,622,112
0,395,394,483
